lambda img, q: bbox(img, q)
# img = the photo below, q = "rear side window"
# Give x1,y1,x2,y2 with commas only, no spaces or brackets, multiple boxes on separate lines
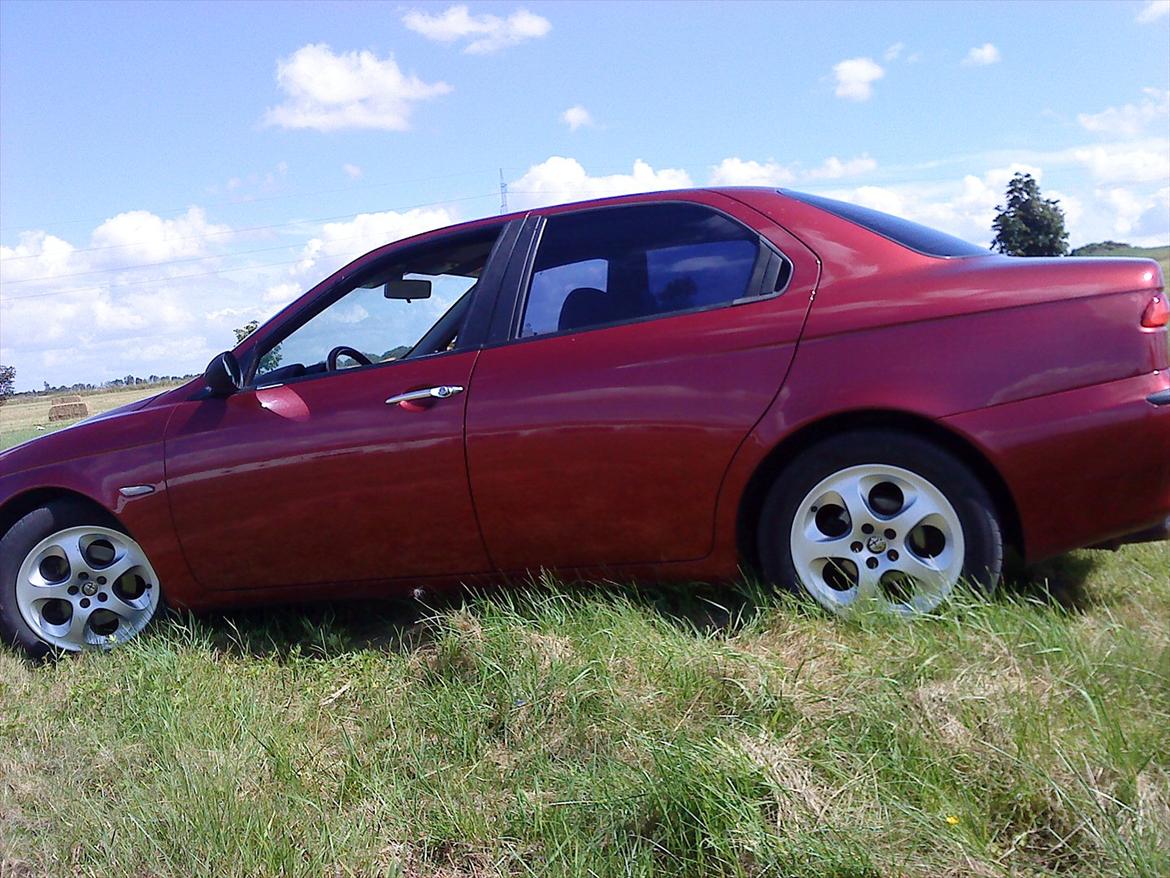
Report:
519,203,763,337
783,189,989,258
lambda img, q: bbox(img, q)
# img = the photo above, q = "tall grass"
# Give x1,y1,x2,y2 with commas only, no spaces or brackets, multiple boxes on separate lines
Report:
1,542,1167,877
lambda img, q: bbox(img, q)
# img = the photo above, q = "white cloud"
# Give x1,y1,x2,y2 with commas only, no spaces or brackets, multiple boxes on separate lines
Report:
0,208,238,388
0,231,77,283
508,157,692,210
708,154,877,186
813,154,1168,249
1067,141,1170,184
962,43,1001,66
806,154,878,180
1077,88,1170,137
883,42,904,62
832,57,884,101
708,157,795,186
88,207,230,264
0,203,460,390
342,163,363,179
402,5,551,54
815,163,1043,245
1137,0,1170,23
561,105,593,131
291,207,457,282
262,43,451,132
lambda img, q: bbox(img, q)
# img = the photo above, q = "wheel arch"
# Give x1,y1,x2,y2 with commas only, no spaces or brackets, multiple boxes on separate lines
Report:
0,487,122,541
735,409,1024,573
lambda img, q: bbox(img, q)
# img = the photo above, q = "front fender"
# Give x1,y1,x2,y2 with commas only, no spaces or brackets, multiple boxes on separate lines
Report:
0,404,202,610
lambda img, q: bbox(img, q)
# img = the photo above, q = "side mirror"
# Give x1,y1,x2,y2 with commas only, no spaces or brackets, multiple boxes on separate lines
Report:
203,351,242,397
384,278,432,301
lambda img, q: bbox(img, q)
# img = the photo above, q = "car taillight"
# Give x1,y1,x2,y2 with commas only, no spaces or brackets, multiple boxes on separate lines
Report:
1142,295,1169,328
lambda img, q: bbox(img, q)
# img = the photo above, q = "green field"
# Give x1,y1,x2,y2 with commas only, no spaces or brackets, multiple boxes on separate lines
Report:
1,545,1168,878
2,246,1168,876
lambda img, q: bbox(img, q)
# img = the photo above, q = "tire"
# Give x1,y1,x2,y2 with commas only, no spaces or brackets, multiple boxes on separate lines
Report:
757,430,1003,617
0,500,162,658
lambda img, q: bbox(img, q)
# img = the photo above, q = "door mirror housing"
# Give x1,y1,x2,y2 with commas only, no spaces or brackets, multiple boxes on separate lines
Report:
384,278,432,301
203,351,242,396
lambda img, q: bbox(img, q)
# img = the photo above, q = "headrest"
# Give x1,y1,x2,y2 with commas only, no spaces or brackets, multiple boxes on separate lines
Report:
557,286,612,332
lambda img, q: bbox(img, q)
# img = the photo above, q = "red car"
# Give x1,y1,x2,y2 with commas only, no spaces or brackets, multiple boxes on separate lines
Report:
2,188,1168,656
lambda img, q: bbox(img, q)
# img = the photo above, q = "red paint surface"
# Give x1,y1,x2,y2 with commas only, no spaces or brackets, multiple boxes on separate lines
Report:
2,188,1167,612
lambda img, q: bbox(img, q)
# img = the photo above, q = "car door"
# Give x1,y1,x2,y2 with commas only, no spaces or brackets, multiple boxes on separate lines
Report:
164,220,517,592
464,194,820,573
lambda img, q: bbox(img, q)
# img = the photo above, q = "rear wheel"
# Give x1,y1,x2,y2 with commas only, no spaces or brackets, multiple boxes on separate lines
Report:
0,500,161,657
757,430,1003,616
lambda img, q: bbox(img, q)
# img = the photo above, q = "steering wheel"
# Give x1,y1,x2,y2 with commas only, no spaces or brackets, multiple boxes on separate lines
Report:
326,345,373,371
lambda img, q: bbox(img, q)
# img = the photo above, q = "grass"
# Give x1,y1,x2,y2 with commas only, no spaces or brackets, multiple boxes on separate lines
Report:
1,542,1167,877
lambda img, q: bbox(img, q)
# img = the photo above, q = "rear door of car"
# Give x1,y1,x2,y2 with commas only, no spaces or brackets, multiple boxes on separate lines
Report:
464,193,820,573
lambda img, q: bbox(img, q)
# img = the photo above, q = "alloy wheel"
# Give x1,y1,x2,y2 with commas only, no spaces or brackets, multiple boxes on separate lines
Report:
15,525,160,651
789,464,965,616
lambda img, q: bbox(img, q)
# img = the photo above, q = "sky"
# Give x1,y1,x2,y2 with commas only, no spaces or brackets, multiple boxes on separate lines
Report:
1,0,1168,392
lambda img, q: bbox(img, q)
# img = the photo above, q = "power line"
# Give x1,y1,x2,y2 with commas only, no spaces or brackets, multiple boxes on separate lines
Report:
0,192,499,263
0,192,510,302
0,168,502,233
3,255,332,302
2,239,304,285
0,184,716,302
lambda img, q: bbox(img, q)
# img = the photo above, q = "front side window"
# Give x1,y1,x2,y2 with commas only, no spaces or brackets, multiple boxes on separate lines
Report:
252,226,500,385
519,203,763,338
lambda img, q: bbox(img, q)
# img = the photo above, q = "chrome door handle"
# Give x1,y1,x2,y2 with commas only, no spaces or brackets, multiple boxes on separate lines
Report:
385,385,465,406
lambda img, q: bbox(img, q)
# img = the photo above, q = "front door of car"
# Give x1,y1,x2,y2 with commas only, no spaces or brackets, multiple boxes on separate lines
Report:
464,196,820,573
164,221,515,592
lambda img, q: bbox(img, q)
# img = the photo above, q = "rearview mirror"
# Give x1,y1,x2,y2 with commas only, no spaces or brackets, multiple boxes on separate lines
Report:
384,278,432,300
203,351,242,397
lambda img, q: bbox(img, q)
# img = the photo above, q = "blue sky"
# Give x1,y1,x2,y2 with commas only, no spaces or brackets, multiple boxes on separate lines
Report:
2,0,1168,391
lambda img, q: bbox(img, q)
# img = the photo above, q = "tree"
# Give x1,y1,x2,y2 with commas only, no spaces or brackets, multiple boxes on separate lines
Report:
234,319,282,372
0,364,14,406
990,173,1069,256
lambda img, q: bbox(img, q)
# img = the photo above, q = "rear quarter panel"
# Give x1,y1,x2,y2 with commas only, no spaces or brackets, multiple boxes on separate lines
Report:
711,190,1169,564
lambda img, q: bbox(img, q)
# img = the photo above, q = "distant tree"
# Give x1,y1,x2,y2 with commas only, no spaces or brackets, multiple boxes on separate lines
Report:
1070,241,1131,257
0,364,14,406
234,319,282,372
381,346,413,361
991,173,1069,257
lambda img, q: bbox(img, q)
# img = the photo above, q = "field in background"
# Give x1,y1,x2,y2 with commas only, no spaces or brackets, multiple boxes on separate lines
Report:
0,383,182,451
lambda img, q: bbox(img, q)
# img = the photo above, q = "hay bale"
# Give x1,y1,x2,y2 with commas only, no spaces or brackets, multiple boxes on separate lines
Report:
48,402,88,421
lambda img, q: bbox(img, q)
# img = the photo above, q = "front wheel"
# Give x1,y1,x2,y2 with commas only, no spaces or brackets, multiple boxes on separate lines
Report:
0,500,161,657
757,431,1004,617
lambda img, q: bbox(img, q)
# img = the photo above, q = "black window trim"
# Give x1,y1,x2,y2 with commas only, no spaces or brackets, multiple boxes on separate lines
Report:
492,200,793,347
238,217,521,390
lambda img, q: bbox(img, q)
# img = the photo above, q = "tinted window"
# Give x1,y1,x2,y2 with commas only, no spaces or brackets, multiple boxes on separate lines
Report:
783,190,989,258
520,203,762,337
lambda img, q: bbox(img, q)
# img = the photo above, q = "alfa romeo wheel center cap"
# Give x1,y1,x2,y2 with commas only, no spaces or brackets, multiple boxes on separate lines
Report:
866,535,887,554
81,582,98,596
